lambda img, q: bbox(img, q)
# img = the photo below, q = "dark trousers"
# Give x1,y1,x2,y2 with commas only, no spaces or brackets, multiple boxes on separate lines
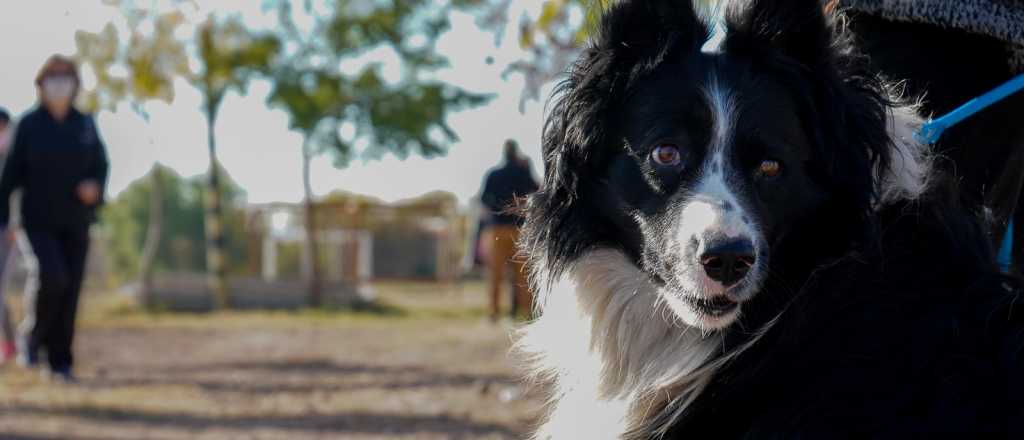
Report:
23,225,90,370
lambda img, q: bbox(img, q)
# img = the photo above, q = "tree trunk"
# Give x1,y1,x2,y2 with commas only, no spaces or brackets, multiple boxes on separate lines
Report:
138,164,164,309
303,139,323,307
204,110,230,309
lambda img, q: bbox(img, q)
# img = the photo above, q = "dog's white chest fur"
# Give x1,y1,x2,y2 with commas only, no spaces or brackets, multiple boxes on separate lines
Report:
518,249,722,439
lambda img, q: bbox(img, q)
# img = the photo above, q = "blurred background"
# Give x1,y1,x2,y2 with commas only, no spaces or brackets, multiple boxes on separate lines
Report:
0,1,602,439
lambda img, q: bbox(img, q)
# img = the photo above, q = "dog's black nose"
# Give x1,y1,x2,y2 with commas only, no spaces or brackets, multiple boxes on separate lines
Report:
700,239,756,286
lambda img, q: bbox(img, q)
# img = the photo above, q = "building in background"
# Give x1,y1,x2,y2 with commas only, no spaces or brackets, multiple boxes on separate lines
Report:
247,190,472,285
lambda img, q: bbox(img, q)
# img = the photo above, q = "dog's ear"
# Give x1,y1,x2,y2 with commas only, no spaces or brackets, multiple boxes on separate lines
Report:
724,0,832,66
544,0,708,186
597,0,708,61
542,0,708,188
526,1,709,281
725,0,906,218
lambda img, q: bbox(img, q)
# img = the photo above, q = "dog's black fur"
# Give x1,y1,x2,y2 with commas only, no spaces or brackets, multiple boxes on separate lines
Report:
525,0,892,285
847,9,1024,272
666,195,1024,437
521,0,1024,437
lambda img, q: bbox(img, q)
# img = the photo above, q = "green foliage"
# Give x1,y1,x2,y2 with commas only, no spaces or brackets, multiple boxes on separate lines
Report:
77,3,281,116
103,165,250,279
517,0,606,50
196,18,281,115
360,79,490,160
269,70,350,134
265,0,492,168
75,10,191,113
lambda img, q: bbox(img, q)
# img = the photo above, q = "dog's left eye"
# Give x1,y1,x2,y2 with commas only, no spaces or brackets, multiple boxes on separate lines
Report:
756,159,783,179
650,144,682,166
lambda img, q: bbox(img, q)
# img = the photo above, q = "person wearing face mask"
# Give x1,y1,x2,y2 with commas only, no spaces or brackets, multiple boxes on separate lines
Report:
0,55,109,382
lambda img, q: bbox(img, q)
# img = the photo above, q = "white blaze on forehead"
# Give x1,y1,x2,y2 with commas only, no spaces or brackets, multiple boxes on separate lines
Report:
704,74,736,154
681,197,747,241
678,198,719,241
697,0,727,54
675,76,752,245
680,176,751,244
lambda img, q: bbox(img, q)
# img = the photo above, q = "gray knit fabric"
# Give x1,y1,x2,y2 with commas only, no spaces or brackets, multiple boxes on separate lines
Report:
839,0,1024,72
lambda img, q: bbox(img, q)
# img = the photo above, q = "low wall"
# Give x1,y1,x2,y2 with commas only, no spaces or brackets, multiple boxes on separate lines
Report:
141,273,369,312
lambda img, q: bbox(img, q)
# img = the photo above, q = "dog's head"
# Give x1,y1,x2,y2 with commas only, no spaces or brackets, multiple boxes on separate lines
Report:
524,0,921,330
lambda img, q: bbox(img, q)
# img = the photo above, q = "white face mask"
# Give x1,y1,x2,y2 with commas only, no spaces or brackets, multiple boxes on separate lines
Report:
42,76,75,104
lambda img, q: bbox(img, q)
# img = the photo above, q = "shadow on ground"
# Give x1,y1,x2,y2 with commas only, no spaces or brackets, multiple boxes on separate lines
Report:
82,359,520,395
3,404,520,438
0,284,542,439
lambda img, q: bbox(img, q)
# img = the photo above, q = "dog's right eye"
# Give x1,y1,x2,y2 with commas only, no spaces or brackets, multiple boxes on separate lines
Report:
650,144,682,166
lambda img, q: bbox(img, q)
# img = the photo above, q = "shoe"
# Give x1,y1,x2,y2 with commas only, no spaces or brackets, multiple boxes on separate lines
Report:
0,341,14,363
47,367,76,384
16,350,38,368
15,336,38,368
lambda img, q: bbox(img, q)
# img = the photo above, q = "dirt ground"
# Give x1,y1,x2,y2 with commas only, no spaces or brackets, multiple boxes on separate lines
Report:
0,281,544,440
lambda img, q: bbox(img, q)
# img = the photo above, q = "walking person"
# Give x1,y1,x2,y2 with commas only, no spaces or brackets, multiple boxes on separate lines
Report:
0,108,16,362
479,140,538,322
0,55,109,381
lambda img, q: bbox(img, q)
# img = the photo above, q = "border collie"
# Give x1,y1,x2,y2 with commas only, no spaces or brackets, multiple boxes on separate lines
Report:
518,0,1024,438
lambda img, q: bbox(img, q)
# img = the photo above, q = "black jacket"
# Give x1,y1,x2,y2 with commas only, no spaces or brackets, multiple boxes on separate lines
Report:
0,107,109,230
480,160,538,226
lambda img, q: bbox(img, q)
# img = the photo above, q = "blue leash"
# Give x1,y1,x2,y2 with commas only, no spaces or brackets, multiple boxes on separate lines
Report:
998,220,1015,273
913,73,1024,272
914,74,1024,145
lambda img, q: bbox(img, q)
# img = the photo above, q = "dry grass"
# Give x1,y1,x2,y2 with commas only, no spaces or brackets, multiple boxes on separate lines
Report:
0,281,543,440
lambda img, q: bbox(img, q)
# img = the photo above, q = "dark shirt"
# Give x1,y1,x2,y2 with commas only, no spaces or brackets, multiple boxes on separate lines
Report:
480,160,538,226
0,107,109,230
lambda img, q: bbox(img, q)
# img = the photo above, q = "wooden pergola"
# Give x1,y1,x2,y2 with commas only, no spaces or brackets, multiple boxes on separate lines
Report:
245,193,470,284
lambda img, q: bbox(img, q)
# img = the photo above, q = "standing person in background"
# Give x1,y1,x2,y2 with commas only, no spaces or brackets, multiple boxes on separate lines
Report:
0,108,15,362
479,140,538,322
0,55,109,382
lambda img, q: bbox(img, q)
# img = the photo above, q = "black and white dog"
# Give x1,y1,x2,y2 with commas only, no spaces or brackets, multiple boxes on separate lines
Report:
518,0,1024,438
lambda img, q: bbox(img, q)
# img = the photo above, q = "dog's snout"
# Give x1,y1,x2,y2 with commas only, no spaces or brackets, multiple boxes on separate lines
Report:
700,239,756,286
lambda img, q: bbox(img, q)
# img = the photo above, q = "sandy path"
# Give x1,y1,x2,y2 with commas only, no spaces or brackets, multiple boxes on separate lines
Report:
0,282,543,439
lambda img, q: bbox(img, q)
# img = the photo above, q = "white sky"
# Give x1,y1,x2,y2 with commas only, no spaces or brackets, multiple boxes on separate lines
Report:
0,1,557,205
